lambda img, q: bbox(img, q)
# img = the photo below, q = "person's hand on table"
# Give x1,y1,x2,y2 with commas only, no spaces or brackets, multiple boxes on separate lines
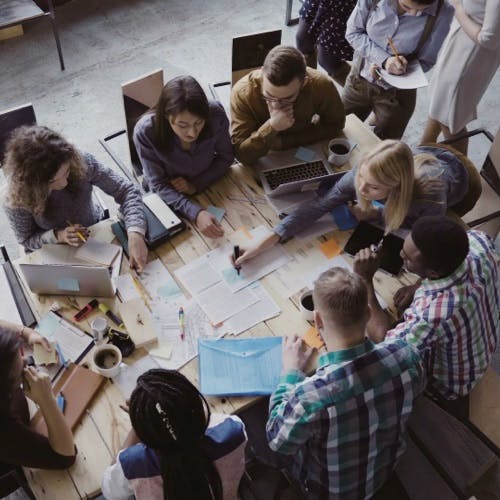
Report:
195,210,224,239
55,224,89,247
282,335,313,374
231,233,281,267
22,366,54,405
21,326,52,352
269,106,295,132
353,247,381,282
171,177,196,195
384,56,408,75
394,281,421,315
348,201,380,222
128,232,148,272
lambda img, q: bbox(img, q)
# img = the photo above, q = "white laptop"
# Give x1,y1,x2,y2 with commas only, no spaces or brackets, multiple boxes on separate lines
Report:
19,246,122,298
255,142,345,197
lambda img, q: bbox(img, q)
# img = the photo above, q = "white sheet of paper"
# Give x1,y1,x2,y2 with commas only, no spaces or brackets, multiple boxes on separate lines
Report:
74,238,120,266
196,281,259,324
113,355,161,399
175,255,221,295
379,60,428,89
0,266,22,324
224,282,281,336
208,226,291,292
90,219,116,243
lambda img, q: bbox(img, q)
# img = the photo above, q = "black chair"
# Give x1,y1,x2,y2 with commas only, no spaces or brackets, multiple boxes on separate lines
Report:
99,68,164,184
0,466,36,500
0,103,37,165
209,30,282,114
0,0,64,70
285,0,304,26
441,127,500,232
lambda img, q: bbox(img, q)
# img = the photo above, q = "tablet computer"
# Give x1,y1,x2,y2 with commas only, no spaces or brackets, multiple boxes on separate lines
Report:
344,221,404,275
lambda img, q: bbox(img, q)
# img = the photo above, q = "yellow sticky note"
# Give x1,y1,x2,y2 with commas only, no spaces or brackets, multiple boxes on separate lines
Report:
319,238,342,259
302,326,325,350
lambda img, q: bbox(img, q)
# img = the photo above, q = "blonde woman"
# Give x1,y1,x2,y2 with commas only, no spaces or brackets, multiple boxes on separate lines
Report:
3,126,148,271
234,140,471,264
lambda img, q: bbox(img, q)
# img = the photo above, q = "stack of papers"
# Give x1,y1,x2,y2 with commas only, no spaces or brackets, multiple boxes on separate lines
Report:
74,238,121,266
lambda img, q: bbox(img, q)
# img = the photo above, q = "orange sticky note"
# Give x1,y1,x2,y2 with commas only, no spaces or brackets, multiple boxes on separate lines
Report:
303,326,325,349
236,226,253,240
319,238,342,259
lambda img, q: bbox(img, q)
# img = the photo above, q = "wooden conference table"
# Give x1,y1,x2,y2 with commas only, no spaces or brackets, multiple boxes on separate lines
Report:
18,115,418,499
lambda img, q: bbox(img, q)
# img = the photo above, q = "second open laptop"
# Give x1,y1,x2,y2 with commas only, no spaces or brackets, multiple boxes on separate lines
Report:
255,144,345,197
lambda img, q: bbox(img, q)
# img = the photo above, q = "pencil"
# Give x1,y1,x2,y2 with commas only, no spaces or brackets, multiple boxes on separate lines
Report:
65,220,87,243
387,37,403,65
131,274,152,312
131,269,153,300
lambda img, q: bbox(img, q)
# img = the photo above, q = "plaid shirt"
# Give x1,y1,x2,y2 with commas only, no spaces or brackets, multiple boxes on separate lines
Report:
267,339,424,499
387,231,499,400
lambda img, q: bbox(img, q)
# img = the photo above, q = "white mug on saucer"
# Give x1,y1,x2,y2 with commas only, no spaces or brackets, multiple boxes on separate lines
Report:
299,289,315,321
327,138,356,166
92,343,122,378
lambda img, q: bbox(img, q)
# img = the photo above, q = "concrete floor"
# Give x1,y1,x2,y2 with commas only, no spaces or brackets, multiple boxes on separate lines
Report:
0,0,499,259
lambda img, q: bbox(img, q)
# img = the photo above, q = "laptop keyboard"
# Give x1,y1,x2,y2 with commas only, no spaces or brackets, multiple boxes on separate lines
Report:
263,160,329,191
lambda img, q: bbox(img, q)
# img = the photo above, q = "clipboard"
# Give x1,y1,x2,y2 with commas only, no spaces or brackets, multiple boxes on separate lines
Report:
198,337,282,396
31,362,106,434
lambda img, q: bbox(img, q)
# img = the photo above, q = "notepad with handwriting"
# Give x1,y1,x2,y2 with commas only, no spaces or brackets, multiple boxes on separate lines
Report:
74,238,121,266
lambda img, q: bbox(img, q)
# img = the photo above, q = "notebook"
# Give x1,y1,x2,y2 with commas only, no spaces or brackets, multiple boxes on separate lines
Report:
31,363,105,434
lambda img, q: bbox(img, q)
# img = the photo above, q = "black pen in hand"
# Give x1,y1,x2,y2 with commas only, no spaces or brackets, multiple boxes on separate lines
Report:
233,245,241,275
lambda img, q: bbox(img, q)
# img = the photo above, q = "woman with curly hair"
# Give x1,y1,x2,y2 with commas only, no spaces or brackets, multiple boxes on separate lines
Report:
102,369,247,500
3,125,149,271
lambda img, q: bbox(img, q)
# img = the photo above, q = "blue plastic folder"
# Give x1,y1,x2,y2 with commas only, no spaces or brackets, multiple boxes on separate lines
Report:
198,337,282,396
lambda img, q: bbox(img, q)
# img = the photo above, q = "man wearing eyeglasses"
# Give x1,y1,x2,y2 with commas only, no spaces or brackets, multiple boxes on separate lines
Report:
230,45,346,165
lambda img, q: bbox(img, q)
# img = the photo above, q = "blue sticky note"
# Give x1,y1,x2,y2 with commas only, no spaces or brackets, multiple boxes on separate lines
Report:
294,147,316,162
372,200,385,209
331,204,359,231
207,205,226,223
222,266,245,285
57,277,80,292
37,312,60,337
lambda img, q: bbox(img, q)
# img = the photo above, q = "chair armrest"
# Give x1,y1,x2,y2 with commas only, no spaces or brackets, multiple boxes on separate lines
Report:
440,128,494,145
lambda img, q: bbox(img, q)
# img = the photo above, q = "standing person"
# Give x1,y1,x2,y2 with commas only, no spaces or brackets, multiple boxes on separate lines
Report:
0,321,76,496
342,0,454,139
102,369,247,500
296,0,357,86
353,216,499,416
266,267,425,498
230,45,345,165
232,140,474,264
3,125,148,271
134,75,234,239
421,0,500,154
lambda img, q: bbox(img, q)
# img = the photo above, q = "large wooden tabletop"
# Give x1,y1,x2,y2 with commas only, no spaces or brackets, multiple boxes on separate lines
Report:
19,115,418,499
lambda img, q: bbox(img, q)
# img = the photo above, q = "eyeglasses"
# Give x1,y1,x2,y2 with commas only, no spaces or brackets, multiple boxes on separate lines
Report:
261,94,298,105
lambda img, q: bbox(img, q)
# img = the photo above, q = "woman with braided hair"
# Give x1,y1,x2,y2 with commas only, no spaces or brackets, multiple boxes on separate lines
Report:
102,369,247,499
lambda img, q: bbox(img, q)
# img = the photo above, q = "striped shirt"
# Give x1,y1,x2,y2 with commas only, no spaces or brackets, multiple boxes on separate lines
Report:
267,339,424,499
102,414,247,500
387,230,499,400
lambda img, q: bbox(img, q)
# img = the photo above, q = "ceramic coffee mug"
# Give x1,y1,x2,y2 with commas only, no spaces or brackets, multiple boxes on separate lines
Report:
299,289,315,321
327,138,356,166
92,343,122,378
90,317,108,344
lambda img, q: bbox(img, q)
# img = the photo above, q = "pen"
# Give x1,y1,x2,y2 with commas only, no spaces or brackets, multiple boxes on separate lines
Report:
178,306,186,341
387,37,403,66
131,269,153,300
55,342,68,368
233,245,241,275
98,303,125,329
131,275,152,312
74,298,99,322
65,220,87,243
370,238,384,254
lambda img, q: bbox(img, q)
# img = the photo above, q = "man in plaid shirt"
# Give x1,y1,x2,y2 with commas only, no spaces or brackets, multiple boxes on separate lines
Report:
354,216,499,410
266,267,424,499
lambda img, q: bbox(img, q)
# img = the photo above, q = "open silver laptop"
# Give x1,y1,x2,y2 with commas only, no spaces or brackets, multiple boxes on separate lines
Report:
255,143,344,197
19,246,122,297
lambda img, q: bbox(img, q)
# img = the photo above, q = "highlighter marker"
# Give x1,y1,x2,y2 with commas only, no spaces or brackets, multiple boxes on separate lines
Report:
98,303,125,329
57,392,66,414
74,299,99,322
